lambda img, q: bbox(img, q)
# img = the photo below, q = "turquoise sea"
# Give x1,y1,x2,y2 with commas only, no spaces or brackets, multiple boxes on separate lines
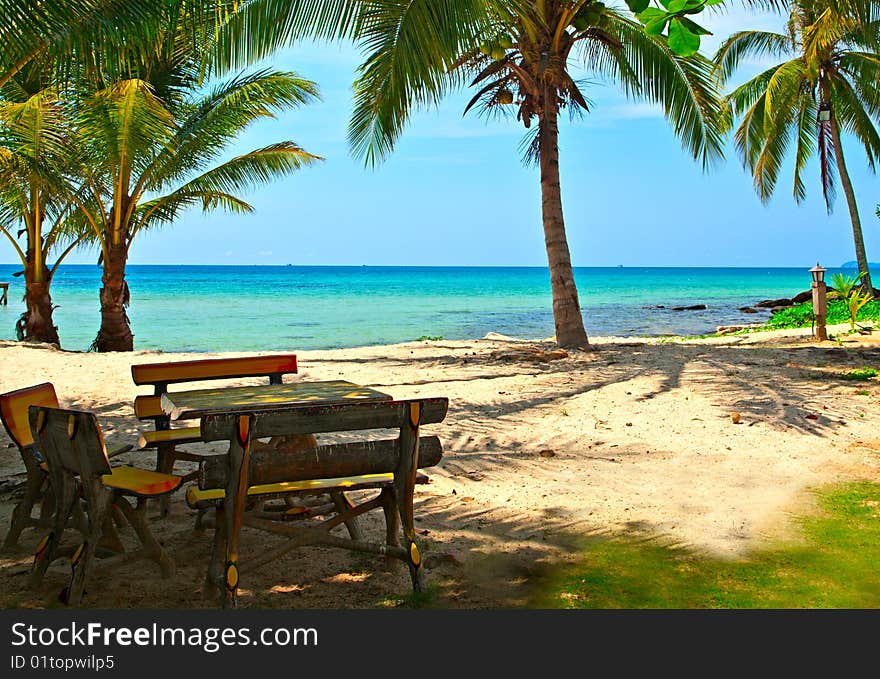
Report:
0,265,846,352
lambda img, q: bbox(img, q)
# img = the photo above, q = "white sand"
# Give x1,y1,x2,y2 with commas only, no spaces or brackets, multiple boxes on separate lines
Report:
0,324,878,608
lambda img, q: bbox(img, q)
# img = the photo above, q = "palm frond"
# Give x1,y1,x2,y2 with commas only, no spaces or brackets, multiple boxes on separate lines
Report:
714,30,793,82
603,13,728,168
347,0,490,166
213,0,362,72
792,95,817,202
829,73,880,171
138,69,319,195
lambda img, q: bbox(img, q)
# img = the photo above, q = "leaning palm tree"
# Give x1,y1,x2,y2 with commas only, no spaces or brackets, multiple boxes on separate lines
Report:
716,0,879,293
0,77,86,345
217,1,726,348
70,70,319,351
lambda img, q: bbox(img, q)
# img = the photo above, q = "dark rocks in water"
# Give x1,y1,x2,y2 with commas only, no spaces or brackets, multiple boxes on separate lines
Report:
791,290,813,304
755,298,792,308
739,307,760,314
671,304,707,311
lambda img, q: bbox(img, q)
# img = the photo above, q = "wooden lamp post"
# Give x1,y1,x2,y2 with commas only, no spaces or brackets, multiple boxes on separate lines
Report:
810,262,827,341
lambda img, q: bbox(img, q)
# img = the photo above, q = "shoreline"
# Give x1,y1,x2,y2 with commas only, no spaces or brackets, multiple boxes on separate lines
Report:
1,326,878,608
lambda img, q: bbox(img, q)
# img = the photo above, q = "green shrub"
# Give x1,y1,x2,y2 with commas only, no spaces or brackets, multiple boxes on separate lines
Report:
765,300,880,330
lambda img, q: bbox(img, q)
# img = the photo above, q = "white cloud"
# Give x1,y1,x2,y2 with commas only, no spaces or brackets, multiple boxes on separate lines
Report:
257,250,273,257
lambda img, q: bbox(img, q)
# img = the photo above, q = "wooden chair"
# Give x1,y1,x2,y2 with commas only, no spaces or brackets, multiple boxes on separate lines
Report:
131,354,298,516
28,406,183,605
188,397,448,607
0,383,59,549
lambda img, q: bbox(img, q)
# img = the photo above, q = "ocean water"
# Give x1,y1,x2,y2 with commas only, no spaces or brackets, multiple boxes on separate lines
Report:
0,265,839,352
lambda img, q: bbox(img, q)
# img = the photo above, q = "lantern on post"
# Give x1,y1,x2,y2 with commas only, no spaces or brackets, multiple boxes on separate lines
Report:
810,262,827,341
818,102,831,122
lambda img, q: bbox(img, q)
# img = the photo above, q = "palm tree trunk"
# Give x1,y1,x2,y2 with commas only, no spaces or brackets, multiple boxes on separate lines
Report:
538,92,589,348
829,113,874,295
21,268,60,346
94,243,134,351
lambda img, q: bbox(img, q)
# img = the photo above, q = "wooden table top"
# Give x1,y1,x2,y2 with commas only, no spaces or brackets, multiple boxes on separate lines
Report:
161,380,393,420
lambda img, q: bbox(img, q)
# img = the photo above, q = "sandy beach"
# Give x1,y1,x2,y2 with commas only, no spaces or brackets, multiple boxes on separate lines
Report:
1,326,878,609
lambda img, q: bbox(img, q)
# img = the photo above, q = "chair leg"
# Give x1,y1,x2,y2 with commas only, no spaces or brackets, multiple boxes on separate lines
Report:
30,474,77,589
330,491,364,541
97,513,126,555
64,484,111,606
2,468,44,549
155,445,175,518
116,496,174,578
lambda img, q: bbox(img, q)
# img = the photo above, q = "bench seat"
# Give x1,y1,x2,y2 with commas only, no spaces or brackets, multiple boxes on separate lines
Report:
186,472,395,508
137,426,202,449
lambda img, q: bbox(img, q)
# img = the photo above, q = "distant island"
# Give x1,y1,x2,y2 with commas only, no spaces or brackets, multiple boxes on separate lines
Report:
840,261,879,268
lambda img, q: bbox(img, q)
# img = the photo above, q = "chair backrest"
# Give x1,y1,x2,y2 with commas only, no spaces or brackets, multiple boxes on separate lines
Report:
0,382,59,449
28,406,112,479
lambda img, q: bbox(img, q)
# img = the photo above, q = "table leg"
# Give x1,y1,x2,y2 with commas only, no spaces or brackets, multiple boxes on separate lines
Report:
222,414,252,608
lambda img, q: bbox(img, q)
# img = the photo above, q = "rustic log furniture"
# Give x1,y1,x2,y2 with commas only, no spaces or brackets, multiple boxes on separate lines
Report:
28,406,184,605
160,383,446,607
0,383,131,549
131,354,299,515
0,383,58,549
163,380,395,548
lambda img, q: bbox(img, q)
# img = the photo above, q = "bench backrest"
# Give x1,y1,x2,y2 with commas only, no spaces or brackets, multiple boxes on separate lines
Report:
0,382,59,449
28,406,111,479
131,354,298,390
132,354,298,423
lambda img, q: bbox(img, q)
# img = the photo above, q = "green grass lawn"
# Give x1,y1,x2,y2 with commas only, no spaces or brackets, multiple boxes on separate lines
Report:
532,482,880,609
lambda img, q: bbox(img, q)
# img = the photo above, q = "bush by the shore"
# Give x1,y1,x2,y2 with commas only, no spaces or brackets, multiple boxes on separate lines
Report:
764,299,880,330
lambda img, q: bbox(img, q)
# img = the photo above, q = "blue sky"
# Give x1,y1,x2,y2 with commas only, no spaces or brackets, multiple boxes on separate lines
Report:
40,7,880,267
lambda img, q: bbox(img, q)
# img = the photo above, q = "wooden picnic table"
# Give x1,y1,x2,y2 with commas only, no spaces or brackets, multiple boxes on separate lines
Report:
159,379,401,606
160,380,393,421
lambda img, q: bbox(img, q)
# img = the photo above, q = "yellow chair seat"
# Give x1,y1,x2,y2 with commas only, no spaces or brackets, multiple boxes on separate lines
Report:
186,473,395,507
138,426,201,449
102,466,183,497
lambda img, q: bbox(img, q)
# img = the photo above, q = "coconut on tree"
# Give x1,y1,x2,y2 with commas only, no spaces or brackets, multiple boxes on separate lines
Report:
218,0,726,348
0,69,86,346
716,0,880,294
67,1,320,351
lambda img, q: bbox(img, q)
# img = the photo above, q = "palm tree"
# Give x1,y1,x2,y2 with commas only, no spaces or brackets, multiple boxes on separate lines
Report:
70,73,320,351
716,0,879,294
0,73,85,345
66,3,321,352
216,1,726,347
0,0,192,87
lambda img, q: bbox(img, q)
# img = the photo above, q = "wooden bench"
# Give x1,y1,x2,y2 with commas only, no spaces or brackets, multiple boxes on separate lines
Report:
131,354,298,514
192,397,448,607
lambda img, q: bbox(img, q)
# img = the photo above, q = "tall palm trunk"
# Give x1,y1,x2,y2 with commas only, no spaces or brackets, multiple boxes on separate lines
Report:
20,264,60,346
829,112,874,295
94,242,133,351
538,89,589,348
